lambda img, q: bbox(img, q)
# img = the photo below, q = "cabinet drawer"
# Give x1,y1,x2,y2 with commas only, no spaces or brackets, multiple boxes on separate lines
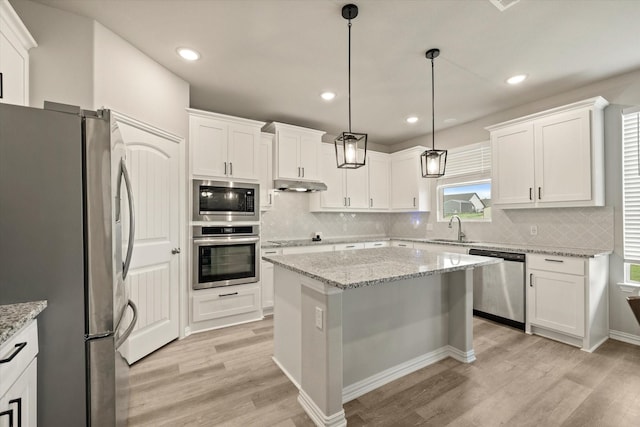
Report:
334,243,365,251
262,248,283,257
0,320,38,398
528,254,585,275
364,241,389,249
282,245,333,255
391,241,413,248
192,285,260,323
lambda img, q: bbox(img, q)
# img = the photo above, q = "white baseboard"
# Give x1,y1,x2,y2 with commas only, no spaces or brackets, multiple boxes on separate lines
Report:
447,345,476,363
298,389,346,427
272,356,300,389
610,329,640,346
342,346,457,403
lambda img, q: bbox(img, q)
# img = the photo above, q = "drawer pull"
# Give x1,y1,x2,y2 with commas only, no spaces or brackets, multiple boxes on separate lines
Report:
219,292,239,297
9,398,21,427
0,342,27,364
374,243,382,246
530,273,534,287
264,251,278,255
0,408,13,427
544,258,564,263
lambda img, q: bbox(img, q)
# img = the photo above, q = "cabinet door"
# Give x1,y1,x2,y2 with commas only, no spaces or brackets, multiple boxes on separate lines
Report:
491,123,535,206
261,261,274,309
228,123,260,180
345,156,369,208
259,134,274,210
277,131,301,179
0,30,27,106
191,116,228,177
319,144,346,208
534,110,591,203
390,155,418,209
0,358,37,427
528,270,585,337
298,134,319,181
368,152,390,209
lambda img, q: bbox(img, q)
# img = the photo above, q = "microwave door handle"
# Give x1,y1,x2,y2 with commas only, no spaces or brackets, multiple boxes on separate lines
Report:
115,300,138,349
120,159,136,280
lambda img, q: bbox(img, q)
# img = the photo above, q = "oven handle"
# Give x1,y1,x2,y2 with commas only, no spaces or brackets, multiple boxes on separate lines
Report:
193,236,260,245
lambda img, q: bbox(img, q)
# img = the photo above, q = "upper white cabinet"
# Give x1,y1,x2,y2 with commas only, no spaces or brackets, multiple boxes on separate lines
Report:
262,122,325,182
188,108,264,180
368,151,390,209
390,146,430,212
259,133,275,210
488,97,608,208
0,0,37,106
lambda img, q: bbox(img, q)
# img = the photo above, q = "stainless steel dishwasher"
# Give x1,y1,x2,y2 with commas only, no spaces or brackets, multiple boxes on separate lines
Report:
468,248,526,330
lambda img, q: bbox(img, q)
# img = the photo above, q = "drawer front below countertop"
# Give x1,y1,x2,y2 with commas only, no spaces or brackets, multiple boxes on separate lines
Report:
0,319,38,397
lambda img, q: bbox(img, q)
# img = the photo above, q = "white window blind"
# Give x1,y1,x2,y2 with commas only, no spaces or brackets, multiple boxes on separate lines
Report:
443,141,491,177
623,109,640,262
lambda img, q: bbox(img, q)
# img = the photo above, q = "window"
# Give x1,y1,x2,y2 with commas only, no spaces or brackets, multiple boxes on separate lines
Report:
622,108,640,282
437,142,492,221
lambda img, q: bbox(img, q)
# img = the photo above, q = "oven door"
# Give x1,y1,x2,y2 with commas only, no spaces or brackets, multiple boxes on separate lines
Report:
192,236,260,290
193,180,259,222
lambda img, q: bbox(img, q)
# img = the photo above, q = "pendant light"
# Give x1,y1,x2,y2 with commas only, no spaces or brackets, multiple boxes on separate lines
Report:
420,48,447,178
335,3,367,169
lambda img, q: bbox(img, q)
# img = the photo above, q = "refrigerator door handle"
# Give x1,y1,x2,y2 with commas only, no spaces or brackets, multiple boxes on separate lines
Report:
119,159,136,280
115,300,138,349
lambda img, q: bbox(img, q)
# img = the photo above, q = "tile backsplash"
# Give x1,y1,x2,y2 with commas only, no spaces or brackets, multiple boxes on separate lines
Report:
261,192,613,250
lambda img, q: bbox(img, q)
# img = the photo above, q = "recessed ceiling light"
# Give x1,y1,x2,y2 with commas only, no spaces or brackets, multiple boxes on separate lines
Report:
321,91,336,101
506,74,527,85
177,48,200,61
406,116,419,124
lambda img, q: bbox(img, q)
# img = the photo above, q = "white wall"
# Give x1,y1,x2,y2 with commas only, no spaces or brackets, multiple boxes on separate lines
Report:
10,0,94,109
93,22,189,138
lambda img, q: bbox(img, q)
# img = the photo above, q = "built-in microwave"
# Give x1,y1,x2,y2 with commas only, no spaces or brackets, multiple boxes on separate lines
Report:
192,180,259,222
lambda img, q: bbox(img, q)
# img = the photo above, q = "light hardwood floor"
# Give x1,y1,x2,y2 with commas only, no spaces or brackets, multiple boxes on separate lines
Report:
128,317,640,426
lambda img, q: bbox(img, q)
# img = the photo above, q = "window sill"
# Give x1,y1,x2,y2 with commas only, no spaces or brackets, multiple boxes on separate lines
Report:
617,282,640,293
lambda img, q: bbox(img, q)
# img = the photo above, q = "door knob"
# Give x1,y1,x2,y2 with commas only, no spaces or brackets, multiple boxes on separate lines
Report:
171,248,181,254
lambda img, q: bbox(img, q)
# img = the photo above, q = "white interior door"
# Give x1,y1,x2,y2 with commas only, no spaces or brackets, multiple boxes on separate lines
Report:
115,118,182,364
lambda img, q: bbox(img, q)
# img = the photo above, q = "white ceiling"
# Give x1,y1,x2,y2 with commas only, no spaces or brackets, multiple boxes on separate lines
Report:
32,0,640,145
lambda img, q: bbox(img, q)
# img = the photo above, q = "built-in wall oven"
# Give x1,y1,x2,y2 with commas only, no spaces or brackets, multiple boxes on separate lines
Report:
192,225,260,290
193,179,259,222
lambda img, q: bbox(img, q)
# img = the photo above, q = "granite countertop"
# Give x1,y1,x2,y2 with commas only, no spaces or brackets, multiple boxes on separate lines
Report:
262,236,388,249
395,237,611,258
0,301,47,347
263,247,500,289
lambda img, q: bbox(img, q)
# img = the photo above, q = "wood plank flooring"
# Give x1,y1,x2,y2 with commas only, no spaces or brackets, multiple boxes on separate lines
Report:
128,317,640,426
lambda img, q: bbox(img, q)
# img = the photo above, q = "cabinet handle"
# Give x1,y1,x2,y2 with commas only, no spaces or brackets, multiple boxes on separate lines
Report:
370,198,373,207
529,188,533,201
344,197,347,206
538,187,542,200
269,194,272,205
219,292,239,297
9,398,21,427
0,72,3,99
0,408,13,427
348,197,351,206
0,342,27,364
413,197,416,207
302,167,305,178
224,162,227,175
230,162,233,176
298,167,301,177
530,273,534,287
544,258,564,263
374,243,382,246
264,251,278,255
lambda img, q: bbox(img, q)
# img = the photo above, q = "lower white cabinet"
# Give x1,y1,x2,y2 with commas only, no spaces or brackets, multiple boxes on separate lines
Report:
334,242,365,251
390,241,413,248
261,248,282,314
526,253,609,352
191,284,262,328
363,241,389,249
0,320,38,427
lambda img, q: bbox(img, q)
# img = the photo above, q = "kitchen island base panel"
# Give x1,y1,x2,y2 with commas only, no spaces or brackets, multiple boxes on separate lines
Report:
273,265,475,426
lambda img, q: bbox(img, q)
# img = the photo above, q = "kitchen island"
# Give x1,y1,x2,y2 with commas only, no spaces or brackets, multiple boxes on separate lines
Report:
262,247,499,427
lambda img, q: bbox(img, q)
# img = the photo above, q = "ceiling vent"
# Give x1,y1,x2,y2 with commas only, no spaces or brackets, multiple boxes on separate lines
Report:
489,0,520,11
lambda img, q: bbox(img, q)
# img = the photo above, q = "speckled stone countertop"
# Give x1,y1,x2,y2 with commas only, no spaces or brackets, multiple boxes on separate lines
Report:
262,236,388,249
395,238,611,258
263,247,500,289
0,301,47,347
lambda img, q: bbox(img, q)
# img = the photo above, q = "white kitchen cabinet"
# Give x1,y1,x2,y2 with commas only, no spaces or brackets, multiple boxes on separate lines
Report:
526,253,609,352
260,248,282,314
0,0,37,106
368,151,390,209
191,284,262,327
488,97,608,208
334,242,365,251
263,122,325,182
311,144,368,210
390,146,430,211
259,133,275,210
188,109,264,180
390,241,413,248
0,319,38,427
363,241,389,249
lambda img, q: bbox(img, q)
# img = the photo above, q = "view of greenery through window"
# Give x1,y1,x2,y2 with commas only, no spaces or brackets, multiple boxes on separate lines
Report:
441,181,491,220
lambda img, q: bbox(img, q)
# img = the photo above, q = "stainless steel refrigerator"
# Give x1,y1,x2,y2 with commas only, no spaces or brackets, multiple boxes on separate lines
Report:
0,102,137,426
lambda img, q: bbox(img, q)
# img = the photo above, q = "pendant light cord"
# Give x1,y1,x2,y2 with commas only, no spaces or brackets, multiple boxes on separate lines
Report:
348,20,352,133
431,55,435,150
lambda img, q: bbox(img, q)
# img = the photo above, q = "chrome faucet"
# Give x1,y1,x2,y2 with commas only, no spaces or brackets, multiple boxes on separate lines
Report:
448,215,466,242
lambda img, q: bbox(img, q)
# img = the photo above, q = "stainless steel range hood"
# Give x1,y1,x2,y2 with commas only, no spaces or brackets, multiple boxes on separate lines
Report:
274,179,327,192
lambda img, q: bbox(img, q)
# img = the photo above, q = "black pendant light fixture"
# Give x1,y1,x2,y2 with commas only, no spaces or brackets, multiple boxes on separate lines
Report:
420,48,447,178
335,3,367,169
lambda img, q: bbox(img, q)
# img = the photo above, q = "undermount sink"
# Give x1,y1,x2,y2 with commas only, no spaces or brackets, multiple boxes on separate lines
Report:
429,238,476,244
